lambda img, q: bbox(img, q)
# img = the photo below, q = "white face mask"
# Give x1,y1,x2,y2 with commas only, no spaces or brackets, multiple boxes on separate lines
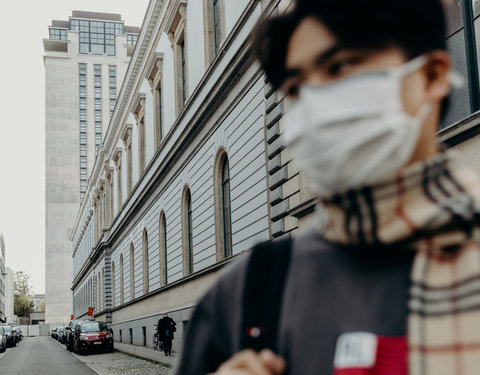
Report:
283,56,433,197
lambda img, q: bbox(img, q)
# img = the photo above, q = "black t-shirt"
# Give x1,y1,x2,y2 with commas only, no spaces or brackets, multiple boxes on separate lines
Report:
173,230,414,375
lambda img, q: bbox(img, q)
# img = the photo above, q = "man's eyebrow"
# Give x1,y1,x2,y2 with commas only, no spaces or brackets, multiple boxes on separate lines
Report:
314,43,343,66
283,43,343,81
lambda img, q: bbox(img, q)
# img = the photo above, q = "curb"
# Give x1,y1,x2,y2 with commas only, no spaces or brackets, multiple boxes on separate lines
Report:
115,349,173,368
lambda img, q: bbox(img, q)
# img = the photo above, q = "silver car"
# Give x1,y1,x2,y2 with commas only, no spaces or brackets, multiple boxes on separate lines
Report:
0,326,7,352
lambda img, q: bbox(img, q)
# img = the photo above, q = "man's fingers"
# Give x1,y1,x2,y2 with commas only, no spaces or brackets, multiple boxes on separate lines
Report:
259,350,286,374
216,349,280,375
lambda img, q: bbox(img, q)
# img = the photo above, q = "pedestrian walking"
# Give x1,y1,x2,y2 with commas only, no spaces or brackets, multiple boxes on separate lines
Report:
157,313,176,356
174,1,480,374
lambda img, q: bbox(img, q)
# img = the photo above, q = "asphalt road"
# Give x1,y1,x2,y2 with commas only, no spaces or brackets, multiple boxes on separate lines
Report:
0,336,97,374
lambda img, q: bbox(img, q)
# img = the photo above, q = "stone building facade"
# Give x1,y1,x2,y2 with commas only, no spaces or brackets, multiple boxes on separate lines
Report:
70,0,480,354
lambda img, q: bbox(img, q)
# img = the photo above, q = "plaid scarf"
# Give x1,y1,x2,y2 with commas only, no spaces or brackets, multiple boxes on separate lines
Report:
320,151,480,375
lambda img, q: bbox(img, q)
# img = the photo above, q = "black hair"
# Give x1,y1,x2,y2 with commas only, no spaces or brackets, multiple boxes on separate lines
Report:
253,0,448,91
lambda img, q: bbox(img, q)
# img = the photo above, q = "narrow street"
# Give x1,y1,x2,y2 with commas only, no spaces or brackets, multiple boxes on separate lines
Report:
0,337,172,375
0,336,96,374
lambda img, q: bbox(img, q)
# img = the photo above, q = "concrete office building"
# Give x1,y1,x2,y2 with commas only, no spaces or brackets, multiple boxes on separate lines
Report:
5,267,15,325
44,11,139,325
70,0,480,355
0,234,5,322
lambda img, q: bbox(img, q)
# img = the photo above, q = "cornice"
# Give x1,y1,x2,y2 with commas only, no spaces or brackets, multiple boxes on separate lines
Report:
121,123,133,146
132,93,146,119
164,0,187,37
145,52,164,87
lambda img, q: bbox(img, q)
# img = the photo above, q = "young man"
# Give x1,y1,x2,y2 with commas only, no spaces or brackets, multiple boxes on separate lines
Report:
174,1,480,374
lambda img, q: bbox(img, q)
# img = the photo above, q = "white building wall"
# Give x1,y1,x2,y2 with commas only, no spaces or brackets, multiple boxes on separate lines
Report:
71,0,274,349
224,0,251,35
186,0,207,92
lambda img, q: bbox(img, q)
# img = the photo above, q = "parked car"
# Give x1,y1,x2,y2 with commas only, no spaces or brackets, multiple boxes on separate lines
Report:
17,328,23,341
57,327,64,342
51,327,58,340
2,326,16,347
11,327,20,344
0,327,7,352
61,326,69,344
65,319,87,352
73,321,113,355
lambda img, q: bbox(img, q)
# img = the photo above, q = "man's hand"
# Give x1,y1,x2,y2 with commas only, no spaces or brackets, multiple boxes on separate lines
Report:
214,349,286,375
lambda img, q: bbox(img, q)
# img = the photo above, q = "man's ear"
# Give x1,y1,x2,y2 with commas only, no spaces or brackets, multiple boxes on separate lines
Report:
423,50,452,102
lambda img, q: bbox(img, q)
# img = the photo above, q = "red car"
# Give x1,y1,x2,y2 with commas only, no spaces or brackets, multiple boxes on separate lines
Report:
73,321,114,355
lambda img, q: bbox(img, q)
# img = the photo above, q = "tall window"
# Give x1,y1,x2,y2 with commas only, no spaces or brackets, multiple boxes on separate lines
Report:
79,63,87,202
157,86,163,142
203,0,224,65
70,19,120,56
182,187,194,276
109,65,117,117
127,143,133,193
94,64,102,151
181,41,187,107
112,261,116,308
221,158,233,257
114,150,123,213
142,229,149,294
97,272,101,310
159,211,167,286
214,150,233,260
102,267,105,310
146,54,164,149
138,117,146,172
166,2,187,115
120,254,124,305
440,0,480,128
213,0,222,54
130,243,135,300
109,173,114,222
133,96,146,173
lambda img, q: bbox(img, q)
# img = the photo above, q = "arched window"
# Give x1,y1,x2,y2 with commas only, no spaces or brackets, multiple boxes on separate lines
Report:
182,187,193,276
120,254,124,305
214,149,233,260
142,229,149,294
130,243,135,300
112,261,116,308
159,211,167,286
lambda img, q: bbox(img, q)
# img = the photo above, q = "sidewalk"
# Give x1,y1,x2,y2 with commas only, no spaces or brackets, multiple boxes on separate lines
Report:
114,341,178,368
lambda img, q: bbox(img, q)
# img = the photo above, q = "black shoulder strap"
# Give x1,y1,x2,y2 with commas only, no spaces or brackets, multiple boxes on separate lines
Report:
240,237,292,352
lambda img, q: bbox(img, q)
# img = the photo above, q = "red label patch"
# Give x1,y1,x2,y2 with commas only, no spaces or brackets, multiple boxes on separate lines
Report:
333,333,407,375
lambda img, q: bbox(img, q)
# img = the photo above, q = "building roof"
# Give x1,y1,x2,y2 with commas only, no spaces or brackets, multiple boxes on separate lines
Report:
71,10,122,22
125,26,141,34
51,20,70,29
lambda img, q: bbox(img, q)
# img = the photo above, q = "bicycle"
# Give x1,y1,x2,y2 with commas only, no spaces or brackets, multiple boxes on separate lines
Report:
153,325,163,351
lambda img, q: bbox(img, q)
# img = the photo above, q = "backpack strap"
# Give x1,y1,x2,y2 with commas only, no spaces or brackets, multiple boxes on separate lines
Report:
240,237,293,352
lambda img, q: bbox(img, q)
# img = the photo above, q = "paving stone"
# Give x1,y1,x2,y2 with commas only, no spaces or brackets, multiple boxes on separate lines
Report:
73,350,172,375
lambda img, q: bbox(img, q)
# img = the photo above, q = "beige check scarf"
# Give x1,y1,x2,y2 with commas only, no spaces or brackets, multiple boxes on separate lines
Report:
320,151,480,375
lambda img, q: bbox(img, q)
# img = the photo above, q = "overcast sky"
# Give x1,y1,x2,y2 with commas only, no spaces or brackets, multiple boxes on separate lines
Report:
0,0,150,294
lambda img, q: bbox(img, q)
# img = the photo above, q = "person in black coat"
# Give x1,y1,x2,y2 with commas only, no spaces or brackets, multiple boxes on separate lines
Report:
157,313,176,356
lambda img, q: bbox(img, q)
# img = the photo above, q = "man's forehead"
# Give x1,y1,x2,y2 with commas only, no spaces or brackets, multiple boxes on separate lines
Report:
285,16,338,70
